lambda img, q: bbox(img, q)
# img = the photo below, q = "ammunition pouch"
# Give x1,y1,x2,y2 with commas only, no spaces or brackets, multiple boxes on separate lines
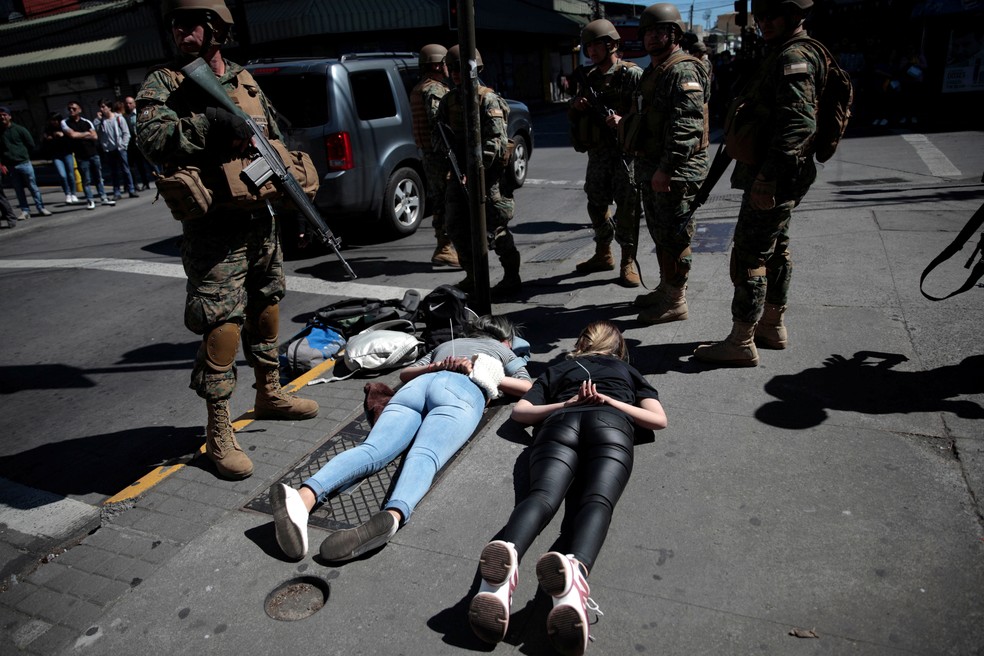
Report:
154,166,213,221
724,96,771,166
221,140,319,207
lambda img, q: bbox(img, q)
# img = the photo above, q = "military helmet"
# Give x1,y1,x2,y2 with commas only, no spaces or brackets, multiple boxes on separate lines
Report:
446,45,483,72
750,0,814,14
581,19,620,48
419,44,447,68
162,0,234,25
639,3,686,36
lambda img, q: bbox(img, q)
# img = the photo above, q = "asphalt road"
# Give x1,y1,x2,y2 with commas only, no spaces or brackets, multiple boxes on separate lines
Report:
0,111,980,511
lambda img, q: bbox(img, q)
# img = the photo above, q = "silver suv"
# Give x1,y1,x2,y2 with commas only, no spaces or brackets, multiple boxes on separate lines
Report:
247,53,533,237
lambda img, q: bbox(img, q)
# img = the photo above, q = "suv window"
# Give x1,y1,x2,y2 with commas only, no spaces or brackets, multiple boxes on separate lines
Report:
253,72,329,128
350,70,396,120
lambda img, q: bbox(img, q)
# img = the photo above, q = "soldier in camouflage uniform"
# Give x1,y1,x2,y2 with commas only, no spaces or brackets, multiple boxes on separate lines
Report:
135,0,318,479
694,0,826,366
436,45,521,300
568,20,643,287
621,4,710,325
410,44,458,268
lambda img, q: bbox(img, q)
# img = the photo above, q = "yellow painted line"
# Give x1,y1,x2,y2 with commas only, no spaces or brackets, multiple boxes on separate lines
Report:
103,357,338,505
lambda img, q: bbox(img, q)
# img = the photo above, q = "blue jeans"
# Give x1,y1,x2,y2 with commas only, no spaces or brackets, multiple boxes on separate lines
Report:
52,154,77,196
103,149,134,196
76,155,106,201
302,371,485,522
11,161,44,213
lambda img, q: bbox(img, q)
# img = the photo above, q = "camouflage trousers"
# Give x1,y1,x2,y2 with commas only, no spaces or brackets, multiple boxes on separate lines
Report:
423,152,448,236
636,158,701,288
181,211,286,401
445,179,518,270
730,189,809,323
584,146,641,248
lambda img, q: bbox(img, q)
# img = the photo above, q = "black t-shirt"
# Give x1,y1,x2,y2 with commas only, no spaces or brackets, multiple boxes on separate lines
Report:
523,354,659,407
62,116,98,159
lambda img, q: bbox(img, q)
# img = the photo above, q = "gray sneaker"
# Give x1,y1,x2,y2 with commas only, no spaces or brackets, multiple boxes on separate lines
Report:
38,208,52,216
101,197,116,206
18,211,29,221
319,511,398,562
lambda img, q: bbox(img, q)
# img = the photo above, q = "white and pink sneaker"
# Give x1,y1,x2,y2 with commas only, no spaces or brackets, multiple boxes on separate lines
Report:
468,540,519,643
536,552,602,656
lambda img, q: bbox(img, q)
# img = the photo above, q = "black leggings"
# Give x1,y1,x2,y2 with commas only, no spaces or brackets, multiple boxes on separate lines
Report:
499,408,635,572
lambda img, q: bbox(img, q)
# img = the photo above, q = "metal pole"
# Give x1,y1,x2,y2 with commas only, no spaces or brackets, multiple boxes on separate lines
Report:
457,0,491,315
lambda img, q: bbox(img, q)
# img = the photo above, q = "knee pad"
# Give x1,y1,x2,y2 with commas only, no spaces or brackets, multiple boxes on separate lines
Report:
204,322,241,373
729,251,767,285
250,303,279,342
491,226,516,254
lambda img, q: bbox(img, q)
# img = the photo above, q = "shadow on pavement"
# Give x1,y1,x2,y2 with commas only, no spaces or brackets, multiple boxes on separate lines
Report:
756,351,984,429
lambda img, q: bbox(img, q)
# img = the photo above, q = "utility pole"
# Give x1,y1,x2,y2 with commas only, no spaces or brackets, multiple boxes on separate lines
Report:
456,0,491,315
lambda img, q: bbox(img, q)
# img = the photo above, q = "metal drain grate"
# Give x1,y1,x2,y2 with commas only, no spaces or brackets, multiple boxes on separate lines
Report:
527,235,595,262
246,405,505,532
827,177,908,187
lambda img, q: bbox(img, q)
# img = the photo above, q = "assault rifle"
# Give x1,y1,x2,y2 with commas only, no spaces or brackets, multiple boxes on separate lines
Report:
686,143,733,222
572,65,618,145
180,58,356,279
436,120,467,192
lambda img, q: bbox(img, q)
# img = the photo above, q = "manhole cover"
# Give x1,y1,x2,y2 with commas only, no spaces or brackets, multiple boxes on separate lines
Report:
264,576,330,621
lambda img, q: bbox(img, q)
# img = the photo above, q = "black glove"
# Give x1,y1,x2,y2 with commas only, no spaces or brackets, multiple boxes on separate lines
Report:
204,106,252,144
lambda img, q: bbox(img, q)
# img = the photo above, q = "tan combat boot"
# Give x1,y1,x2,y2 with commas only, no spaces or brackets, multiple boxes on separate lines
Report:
637,284,688,324
254,366,320,420
693,321,759,367
619,245,641,287
575,241,615,273
634,283,666,308
206,399,254,480
431,235,460,267
755,303,788,349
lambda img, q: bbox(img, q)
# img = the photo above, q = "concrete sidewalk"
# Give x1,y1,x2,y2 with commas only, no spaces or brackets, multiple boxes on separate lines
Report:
2,143,983,655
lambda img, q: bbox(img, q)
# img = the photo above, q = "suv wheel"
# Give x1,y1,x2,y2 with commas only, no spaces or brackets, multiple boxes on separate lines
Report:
507,134,529,188
382,167,423,235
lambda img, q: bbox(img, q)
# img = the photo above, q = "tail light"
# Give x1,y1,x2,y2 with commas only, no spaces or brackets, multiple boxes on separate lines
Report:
325,131,354,171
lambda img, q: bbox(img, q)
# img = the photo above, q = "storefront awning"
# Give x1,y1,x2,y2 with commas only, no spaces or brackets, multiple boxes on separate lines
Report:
0,30,165,82
245,0,446,44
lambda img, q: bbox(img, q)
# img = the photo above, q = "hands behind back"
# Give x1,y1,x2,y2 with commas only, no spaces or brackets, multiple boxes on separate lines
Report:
564,380,609,408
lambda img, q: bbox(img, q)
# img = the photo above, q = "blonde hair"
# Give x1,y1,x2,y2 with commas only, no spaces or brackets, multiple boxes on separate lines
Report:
569,320,628,361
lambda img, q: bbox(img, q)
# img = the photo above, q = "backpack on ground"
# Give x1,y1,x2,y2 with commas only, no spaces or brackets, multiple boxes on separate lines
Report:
418,284,478,351
279,324,346,377
308,320,423,384
312,290,420,338
796,36,853,163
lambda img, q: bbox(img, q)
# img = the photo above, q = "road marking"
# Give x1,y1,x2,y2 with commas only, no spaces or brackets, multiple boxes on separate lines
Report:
0,477,99,538
901,134,962,178
526,178,583,186
103,357,338,504
0,258,429,300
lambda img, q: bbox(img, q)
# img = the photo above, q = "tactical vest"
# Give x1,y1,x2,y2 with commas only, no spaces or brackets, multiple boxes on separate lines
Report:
570,60,637,151
410,77,448,150
624,51,709,158
445,85,510,173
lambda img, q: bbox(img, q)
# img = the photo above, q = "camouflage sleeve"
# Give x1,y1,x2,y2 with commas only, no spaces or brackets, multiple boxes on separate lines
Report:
617,64,642,116
134,68,210,167
256,86,283,142
759,43,826,181
659,61,708,176
481,92,509,169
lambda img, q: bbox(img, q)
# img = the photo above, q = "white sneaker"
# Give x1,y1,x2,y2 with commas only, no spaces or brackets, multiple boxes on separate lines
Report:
71,194,79,203
469,540,519,644
38,208,52,217
18,211,29,221
270,483,309,559
65,194,74,204
536,552,601,656
101,197,116,206
86,200,96,210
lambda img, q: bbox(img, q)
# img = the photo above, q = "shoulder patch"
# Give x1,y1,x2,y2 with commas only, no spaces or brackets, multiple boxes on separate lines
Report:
784,62,810,76
681,80,703,92
489,109,504,118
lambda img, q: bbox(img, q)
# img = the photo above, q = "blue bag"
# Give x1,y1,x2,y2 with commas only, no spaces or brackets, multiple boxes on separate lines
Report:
279,324,346,376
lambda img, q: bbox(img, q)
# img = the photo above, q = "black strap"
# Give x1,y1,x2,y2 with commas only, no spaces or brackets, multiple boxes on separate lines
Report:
920,201,984,301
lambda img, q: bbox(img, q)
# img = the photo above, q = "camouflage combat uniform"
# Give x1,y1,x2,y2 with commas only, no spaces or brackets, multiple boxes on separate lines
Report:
625,50,710,290
135,59,285,402
411,75,450,238
436,83,518,291
569,60,642,250
728,34,826,323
